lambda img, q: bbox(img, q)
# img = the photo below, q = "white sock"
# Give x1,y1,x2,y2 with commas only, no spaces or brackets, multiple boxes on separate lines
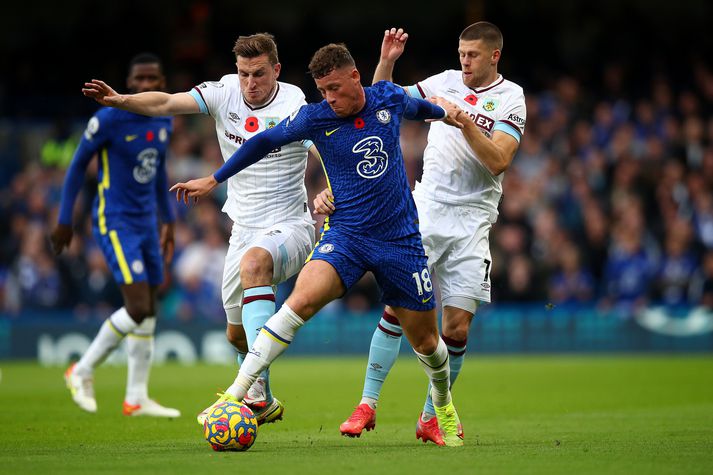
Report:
226,304,304,399
415,338,451,408
125,317,156,405
359,397,378,410
75,307,137,377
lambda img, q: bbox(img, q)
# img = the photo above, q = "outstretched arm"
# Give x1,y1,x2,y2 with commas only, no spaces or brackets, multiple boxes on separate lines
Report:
373,27,408,84
170,125,293,203
403,96,463,129
82,80,199,116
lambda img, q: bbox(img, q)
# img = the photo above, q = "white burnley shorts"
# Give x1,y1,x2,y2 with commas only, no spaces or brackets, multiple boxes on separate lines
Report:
414,194,497,312
222,219,315,324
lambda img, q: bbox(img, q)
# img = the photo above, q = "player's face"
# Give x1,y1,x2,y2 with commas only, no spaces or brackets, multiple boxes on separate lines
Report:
315,66,364,117
458,39,500,88
127,63,165,93
237,54,281,106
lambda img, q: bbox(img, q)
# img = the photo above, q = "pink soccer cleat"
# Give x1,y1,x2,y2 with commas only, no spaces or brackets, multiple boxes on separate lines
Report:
339,404,376,437
416,412,445,445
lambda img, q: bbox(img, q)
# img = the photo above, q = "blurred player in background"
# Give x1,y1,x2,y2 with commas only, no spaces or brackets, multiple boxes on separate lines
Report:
327,23,526,444
82,33,316,425
52,53,180,417
170,43,466,446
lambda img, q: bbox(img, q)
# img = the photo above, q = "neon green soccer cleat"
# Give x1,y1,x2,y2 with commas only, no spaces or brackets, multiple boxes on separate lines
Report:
433,400,464,447
196,393,239,426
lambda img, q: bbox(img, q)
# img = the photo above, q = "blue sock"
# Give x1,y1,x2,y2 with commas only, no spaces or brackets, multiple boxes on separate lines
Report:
237,350,246,367
242,286,276,402
362,311,402,401
423,335,467,416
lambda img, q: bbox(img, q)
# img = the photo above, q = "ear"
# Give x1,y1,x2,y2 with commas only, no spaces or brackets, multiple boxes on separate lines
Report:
274,62,282,79
492,49,501,65
351,67,361,82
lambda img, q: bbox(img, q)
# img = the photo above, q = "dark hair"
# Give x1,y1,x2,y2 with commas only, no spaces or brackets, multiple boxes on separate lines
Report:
128,52,163,74
233,33,279,65
460,22,503,51
308,43,355,79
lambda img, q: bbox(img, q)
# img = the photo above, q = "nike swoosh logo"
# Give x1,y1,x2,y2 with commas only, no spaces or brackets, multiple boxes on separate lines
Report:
422,295,433,304
125,135,138,142
325,127,340,137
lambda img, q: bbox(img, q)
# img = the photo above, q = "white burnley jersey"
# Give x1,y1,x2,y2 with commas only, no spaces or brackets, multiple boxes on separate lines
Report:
408,70,526,214
189,75,311,228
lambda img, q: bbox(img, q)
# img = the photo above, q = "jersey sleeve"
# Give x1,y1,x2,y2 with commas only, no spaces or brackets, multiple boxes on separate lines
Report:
57,109,113,225
291,93,314,148
187,76,231,116
494,91,526,142
279,104,314,143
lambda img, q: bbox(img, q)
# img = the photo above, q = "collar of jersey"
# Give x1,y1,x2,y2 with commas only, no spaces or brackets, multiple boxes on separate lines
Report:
243,83,280,111
469,74,504,94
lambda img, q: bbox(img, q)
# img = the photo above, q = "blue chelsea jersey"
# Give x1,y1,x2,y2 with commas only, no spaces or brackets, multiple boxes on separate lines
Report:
282,81,419,241
79,108,172,227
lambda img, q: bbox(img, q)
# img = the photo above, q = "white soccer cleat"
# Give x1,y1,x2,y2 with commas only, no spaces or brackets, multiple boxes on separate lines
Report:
123,399,181,418
64,363,97,413
243,377,268,409
252,397,284,426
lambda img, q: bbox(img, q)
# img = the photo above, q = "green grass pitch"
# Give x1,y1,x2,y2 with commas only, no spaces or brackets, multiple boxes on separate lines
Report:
1,355,712,474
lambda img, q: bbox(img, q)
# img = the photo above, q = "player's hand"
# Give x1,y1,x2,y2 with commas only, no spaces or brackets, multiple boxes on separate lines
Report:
169,175,219,205
49,224,73,256
380,27,408,63
82,79,125,107
313,188,335,216
160,222,175,266
428,96,465,129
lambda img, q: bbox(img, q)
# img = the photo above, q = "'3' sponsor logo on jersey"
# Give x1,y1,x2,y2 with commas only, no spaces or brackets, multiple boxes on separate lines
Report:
133,148,159,184
353,136,388,179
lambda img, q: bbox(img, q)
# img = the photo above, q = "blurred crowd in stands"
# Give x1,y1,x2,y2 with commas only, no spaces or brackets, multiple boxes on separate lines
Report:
1,61,713,321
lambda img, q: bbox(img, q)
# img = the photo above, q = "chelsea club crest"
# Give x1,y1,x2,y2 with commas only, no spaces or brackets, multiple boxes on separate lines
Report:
319,243,334,253
376,109,391,124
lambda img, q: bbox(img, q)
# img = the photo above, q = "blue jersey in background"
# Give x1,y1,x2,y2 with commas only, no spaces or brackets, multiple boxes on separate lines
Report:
58,108,174,285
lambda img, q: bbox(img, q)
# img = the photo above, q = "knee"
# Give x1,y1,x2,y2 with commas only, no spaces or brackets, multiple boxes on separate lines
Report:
240,252,273,285
125,299,152,322
412,333,439,355
442,309,474,342
442,323,469,343
284,295,314,319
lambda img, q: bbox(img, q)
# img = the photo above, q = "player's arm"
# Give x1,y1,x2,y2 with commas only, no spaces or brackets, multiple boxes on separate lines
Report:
155,157,176,265
372,27,408,84
461,126,519,176
430,96,520,176
307,143,320,161
82,80,200,116
170,125,295,203
51,130,103,255
403,95,463,129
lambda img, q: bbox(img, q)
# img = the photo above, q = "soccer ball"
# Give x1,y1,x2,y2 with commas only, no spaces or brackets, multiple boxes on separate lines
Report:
203,400,258,451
